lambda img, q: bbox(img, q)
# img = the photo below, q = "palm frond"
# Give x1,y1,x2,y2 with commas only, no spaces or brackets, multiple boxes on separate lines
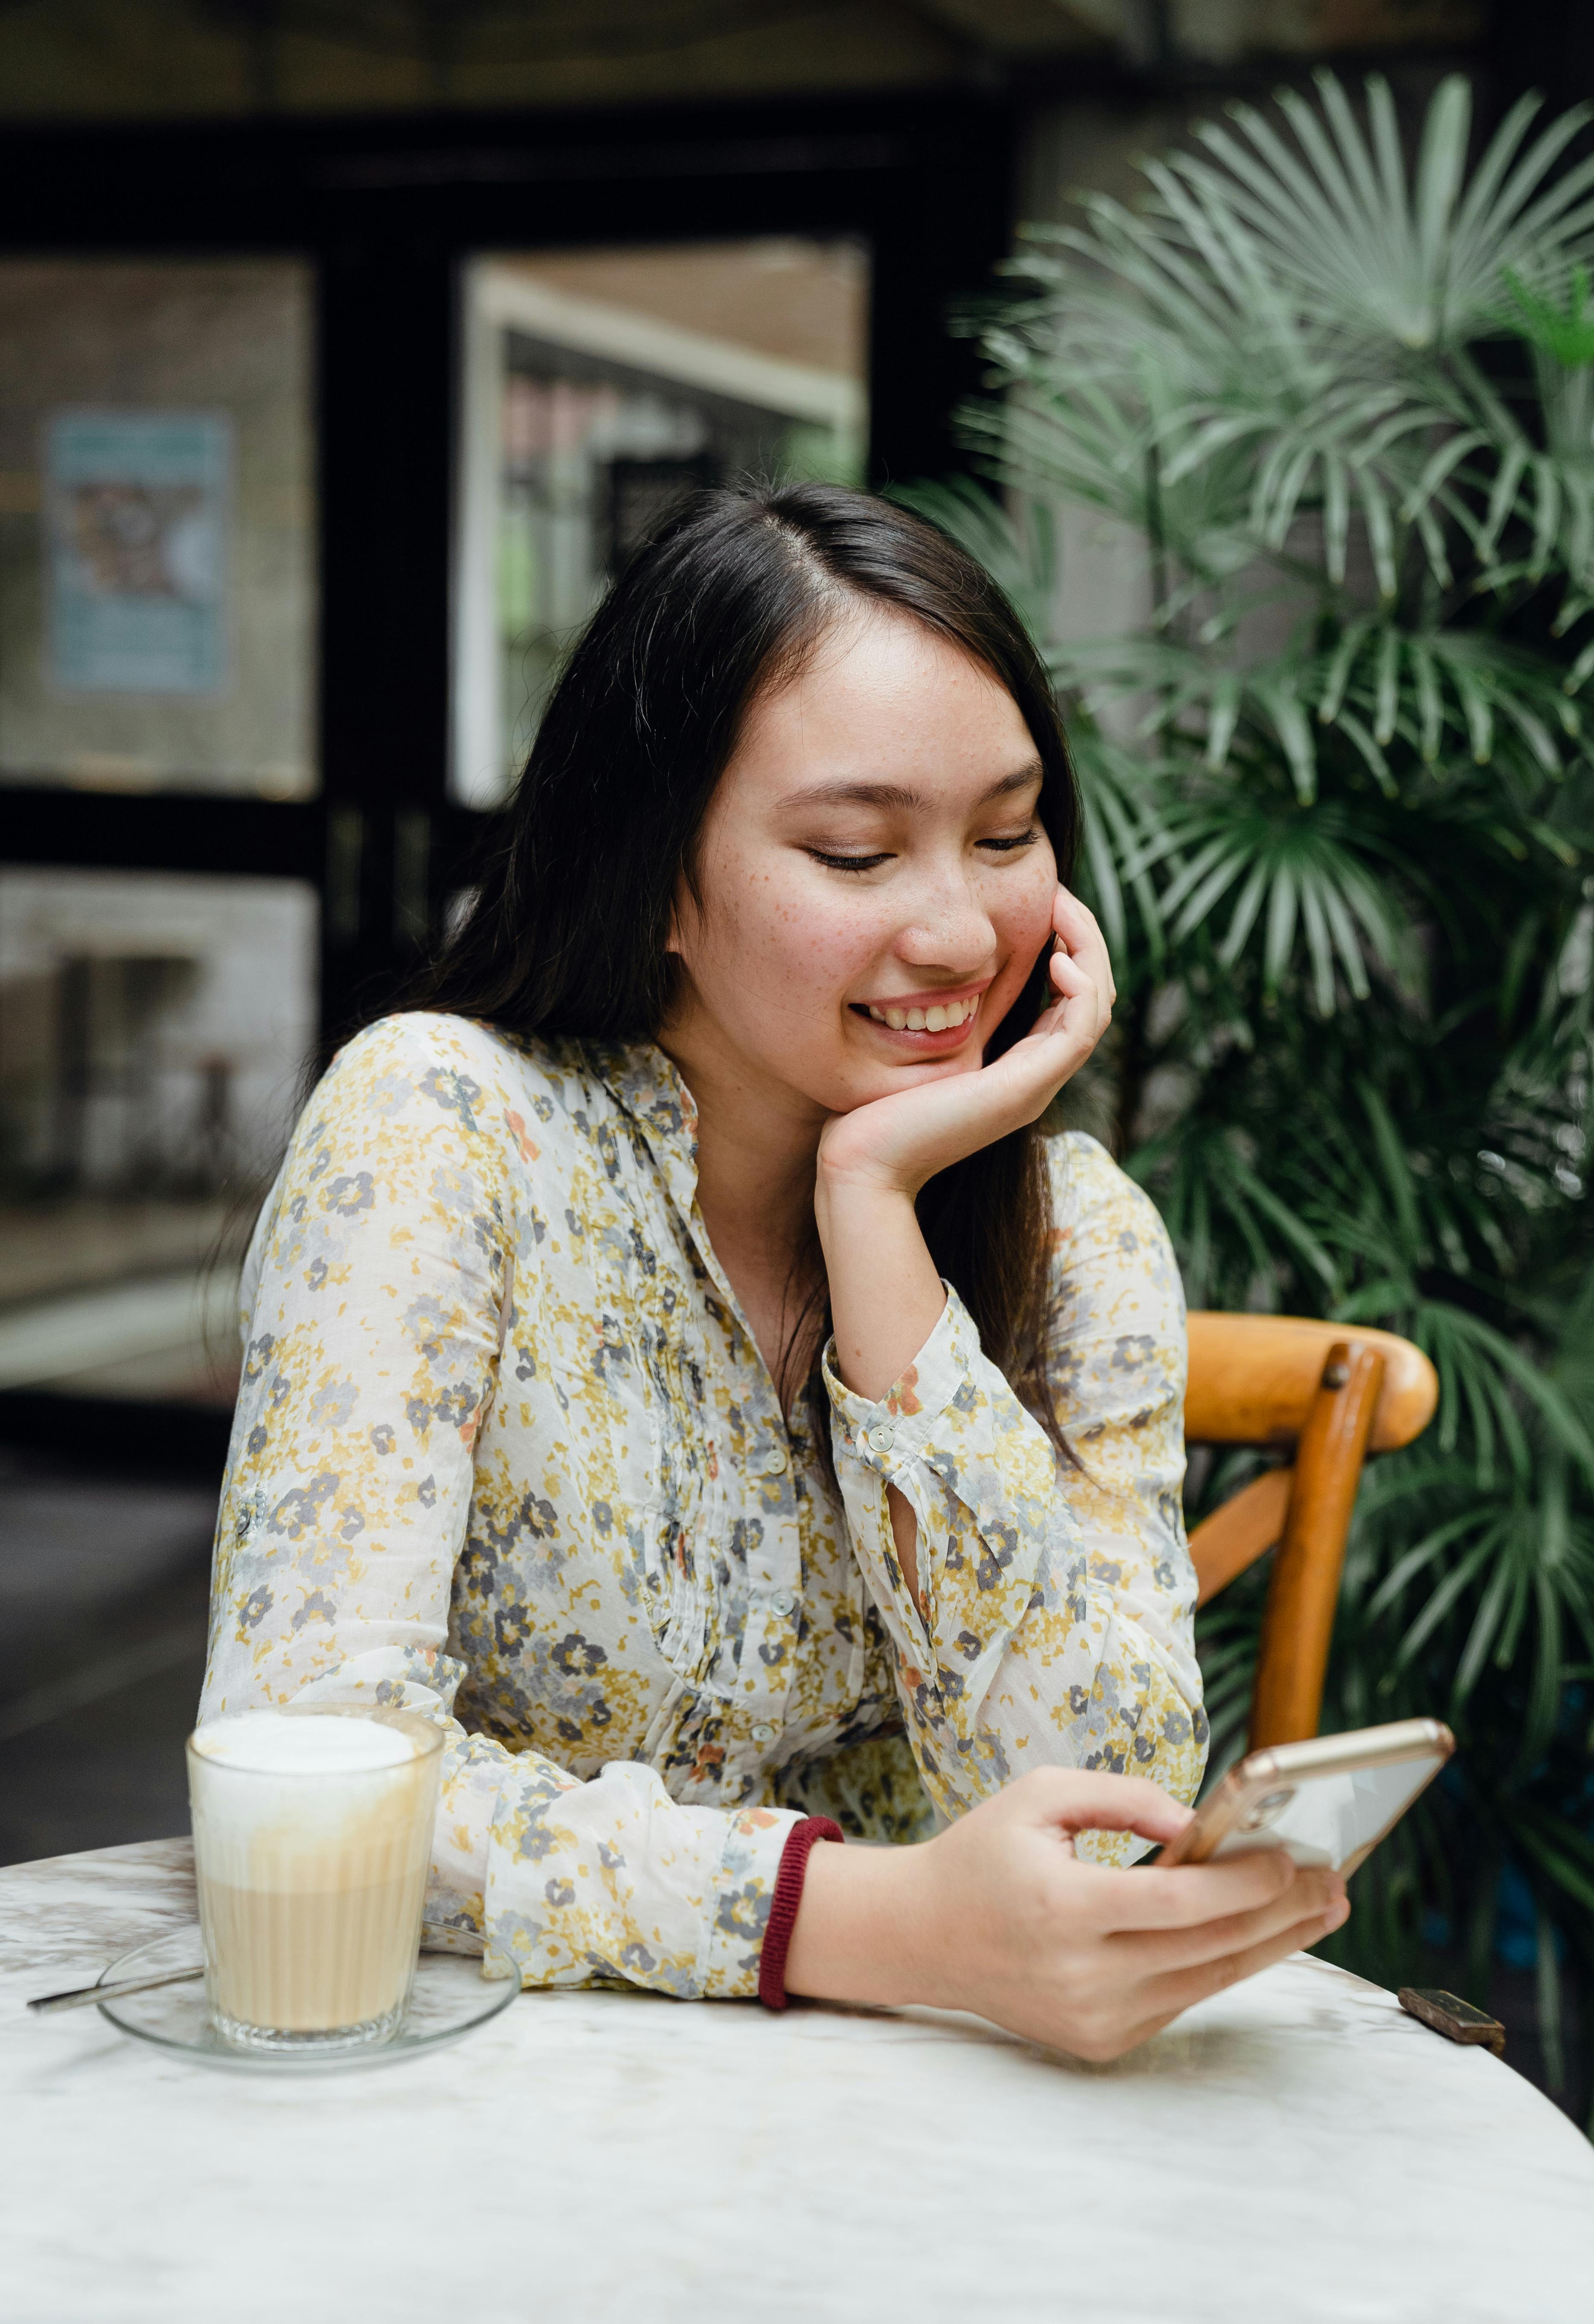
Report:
955,68,1594,2072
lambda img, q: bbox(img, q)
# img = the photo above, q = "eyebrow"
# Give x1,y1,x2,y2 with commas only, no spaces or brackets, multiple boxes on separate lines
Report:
778,761,1045,813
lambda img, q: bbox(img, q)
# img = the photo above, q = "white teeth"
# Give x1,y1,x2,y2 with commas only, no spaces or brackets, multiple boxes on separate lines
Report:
867,997,978,1030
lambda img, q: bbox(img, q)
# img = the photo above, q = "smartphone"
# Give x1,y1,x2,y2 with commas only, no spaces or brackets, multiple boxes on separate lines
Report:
1157,1718,1454,1876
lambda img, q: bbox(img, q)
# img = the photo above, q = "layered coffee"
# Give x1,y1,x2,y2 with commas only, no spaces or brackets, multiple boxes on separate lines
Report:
187,1706,443,2052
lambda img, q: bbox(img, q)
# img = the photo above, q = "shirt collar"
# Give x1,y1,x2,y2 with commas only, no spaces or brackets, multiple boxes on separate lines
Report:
584,1038,701,1221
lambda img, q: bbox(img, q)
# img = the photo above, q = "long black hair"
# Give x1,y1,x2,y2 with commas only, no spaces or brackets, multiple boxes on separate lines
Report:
408,482,1080,1430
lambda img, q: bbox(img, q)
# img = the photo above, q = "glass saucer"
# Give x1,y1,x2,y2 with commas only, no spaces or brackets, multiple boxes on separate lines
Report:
94,1925,518,2073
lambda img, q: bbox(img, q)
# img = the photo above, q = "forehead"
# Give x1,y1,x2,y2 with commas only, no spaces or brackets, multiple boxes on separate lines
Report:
733,605,1038,795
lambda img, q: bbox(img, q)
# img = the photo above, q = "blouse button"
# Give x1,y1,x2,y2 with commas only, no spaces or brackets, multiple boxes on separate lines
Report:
868,1424,896,1453
769,1588,795,1617
759,1442,789,1475
751,1721,777,1744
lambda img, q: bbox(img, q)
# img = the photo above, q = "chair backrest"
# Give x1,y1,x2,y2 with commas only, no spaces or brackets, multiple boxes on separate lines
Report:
1184,1314,1438,1748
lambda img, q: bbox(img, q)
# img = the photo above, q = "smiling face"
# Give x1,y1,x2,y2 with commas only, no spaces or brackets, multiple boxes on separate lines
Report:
662,604,1059,1124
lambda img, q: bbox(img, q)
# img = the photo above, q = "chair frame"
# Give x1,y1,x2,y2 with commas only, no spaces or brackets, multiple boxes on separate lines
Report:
1184,1315,1438,1748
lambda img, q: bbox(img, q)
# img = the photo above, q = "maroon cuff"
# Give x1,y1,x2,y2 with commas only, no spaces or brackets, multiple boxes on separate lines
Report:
757,1815,845,2011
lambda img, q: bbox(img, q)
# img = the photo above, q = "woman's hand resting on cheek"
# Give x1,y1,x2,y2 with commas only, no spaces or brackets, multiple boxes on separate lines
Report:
816,885,1114,1205
816,885,1115,1421
784,1769,1350,2062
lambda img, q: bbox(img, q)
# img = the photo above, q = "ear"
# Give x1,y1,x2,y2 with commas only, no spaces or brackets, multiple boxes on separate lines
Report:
663,875,698,959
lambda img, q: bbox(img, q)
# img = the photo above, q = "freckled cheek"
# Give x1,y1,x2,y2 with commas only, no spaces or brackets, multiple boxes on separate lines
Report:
703,874,884,1027
989,861,1056,959
970,863,1055,1029
797,895,894,989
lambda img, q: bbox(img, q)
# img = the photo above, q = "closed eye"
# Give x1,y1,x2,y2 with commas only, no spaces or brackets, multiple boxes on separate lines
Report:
808,828,1039,874
807,848,893,873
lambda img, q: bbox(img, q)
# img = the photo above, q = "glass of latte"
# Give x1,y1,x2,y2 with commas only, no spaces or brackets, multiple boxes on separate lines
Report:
186,1704,444,2054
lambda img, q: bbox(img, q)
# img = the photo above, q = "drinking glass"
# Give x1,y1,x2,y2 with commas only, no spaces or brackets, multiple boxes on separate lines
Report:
186,1704,443,2055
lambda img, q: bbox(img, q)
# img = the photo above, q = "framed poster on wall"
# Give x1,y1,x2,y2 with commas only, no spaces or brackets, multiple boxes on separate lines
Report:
46,408,230,697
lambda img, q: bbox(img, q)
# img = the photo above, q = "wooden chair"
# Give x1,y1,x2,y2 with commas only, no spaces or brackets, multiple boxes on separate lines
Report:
1184,1315,1439,1749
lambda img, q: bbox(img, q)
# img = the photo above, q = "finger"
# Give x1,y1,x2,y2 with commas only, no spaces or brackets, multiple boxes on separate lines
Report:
1134,1894,1352,2027
1046,947,1098,1013
1111,1868,1346,1975
1052,887,1107,954
1052,890,1117,1009
987,961,1104,1109
1090,1846,1301,1933
1050,938,1111,1041
1027,950,1101,1047
1046,1889,1348,2065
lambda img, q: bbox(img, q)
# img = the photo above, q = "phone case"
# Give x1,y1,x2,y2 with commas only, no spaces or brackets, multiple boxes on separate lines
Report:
1398,1987,1506,2056
1159,1717,1454,1874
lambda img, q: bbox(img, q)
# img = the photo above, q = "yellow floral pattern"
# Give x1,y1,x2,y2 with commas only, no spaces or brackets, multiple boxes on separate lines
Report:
201,1012,1204,1996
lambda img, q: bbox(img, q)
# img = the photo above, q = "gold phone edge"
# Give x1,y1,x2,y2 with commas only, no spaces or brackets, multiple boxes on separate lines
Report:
1247,1717,1455,1783
1164,1718,1456,1870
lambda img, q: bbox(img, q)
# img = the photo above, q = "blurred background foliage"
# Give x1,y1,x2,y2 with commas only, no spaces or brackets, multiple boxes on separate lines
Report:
906,69,1594,2119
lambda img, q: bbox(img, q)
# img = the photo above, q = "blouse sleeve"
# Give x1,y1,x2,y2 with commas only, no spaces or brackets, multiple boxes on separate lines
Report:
821,1131,1206,1861
200,1014,797,1998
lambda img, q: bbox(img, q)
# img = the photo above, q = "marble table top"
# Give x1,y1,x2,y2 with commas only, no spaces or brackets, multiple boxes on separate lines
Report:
5,1837,1592,2324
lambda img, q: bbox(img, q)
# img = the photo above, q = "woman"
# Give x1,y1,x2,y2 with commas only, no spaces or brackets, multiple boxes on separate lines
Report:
202,483,1345,2060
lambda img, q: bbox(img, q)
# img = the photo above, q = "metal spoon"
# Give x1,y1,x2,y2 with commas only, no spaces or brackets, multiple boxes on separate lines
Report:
27,1964,202,2015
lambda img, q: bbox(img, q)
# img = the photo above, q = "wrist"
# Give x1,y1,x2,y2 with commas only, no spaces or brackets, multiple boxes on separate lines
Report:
813,1162,917,1240
782,1833,946,2010
813,1163,946,1406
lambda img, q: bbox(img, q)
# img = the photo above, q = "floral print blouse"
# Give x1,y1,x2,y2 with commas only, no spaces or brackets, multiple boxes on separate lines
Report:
200,1012,1205,1999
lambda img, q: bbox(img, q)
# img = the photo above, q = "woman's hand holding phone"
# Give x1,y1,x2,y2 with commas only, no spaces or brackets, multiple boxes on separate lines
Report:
786,1766,1350,2063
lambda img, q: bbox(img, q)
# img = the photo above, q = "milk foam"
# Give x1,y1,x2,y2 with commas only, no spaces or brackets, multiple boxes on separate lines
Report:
188,1709,435,1866
192,1711,419,1774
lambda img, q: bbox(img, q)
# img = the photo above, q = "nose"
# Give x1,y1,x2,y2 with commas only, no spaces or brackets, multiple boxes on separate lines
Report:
894,856,996,979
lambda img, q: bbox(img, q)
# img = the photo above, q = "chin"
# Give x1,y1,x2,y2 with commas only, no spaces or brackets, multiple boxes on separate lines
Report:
837,1054,977,1109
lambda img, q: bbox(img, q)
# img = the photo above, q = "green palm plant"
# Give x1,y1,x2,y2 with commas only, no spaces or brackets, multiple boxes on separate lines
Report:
906,71,1594,2114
